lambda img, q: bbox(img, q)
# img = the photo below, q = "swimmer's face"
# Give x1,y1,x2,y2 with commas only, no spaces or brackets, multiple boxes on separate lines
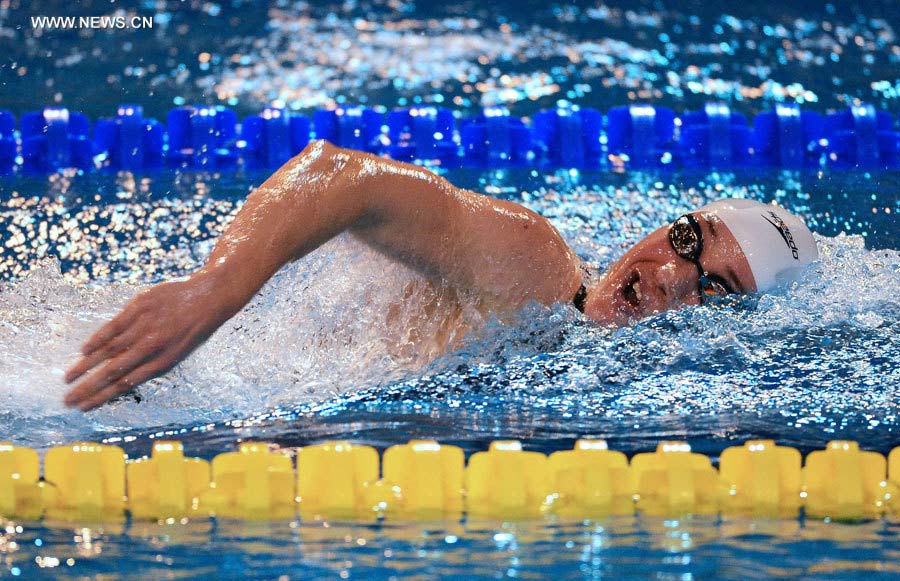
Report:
584,211,756,326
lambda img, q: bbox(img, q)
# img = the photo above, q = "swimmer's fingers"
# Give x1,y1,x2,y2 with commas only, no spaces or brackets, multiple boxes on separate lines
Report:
65,320,148,383
74,353,178,411
64,337,162,409
77,344,185,412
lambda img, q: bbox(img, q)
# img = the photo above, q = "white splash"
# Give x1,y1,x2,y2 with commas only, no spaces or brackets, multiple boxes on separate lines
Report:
0,231,896,447
0,235,489,442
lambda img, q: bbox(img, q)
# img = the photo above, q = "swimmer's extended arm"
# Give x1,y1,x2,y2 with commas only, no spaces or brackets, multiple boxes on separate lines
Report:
64,140,582,410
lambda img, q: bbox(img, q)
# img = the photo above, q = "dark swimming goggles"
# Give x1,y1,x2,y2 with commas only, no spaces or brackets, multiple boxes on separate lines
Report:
668,214,735,301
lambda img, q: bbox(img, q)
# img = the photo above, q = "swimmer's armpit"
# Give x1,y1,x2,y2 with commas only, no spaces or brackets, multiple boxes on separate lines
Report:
64,140,581,409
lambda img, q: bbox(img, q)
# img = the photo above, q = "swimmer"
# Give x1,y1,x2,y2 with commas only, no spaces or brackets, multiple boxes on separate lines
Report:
63,140,818,410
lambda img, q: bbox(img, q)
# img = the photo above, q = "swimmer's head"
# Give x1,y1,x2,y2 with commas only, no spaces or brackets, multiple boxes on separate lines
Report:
584,198,818,325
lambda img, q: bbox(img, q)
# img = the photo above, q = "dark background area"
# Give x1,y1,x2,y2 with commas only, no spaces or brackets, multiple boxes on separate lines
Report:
1,0,899,121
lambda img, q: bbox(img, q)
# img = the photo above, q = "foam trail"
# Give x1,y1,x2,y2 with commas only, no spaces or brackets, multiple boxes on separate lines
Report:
0,235,491,444
0,228,897,447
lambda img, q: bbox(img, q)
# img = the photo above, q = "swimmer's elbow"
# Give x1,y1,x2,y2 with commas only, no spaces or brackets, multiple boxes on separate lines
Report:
286,139,349,170
295,138,337,156
285,139,454,225
282,140,366,194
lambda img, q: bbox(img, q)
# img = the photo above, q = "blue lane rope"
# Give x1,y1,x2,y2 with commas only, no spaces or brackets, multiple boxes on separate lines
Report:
0,102,898,174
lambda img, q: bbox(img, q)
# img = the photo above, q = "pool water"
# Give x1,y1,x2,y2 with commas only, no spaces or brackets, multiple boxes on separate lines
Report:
1,0,900,578
6,516,900,578
0,167,898,578
0,169,897,450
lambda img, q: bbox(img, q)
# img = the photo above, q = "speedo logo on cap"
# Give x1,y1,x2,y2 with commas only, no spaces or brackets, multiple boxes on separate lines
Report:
762,211,799,260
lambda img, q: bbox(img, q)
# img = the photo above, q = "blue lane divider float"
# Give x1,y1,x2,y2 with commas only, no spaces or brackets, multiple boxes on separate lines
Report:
240,108,311,169
1,103,898,173
605,104,676,168
532,105,604,168
824,104,900,169
313,106,383,153
0,111,15,173
166,105,239,169
386,106,458,165
460,106,531,167
21,108,93,173
679,103,752,168
93,105,164,171
752,104,825,169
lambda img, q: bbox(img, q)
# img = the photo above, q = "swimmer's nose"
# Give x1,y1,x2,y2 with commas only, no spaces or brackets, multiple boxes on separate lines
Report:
654,260,699,306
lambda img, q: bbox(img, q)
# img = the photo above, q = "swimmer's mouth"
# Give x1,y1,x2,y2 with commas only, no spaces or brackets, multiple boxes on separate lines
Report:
622,270,643,310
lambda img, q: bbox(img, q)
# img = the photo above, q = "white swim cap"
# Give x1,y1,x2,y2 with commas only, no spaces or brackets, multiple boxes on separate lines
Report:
697,199,818,292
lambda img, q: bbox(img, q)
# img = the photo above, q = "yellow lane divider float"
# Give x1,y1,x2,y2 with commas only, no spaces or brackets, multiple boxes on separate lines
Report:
127,441,209,520
2,438,900,522
547,438,631,518
296,441,381,521
466,440,550,519
719,439,802,517
632,442,720,516
43,442,126,520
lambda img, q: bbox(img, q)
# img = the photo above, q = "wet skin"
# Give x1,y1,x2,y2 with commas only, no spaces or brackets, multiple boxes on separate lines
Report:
64,140,755,411
584,214,756,326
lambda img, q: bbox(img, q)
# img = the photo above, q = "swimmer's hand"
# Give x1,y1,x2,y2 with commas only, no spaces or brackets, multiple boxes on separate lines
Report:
63,272,237,411
62,140,581,409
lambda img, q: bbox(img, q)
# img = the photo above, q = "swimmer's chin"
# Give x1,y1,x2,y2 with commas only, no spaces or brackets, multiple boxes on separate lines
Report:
585,302,679,328
581,299,642,327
